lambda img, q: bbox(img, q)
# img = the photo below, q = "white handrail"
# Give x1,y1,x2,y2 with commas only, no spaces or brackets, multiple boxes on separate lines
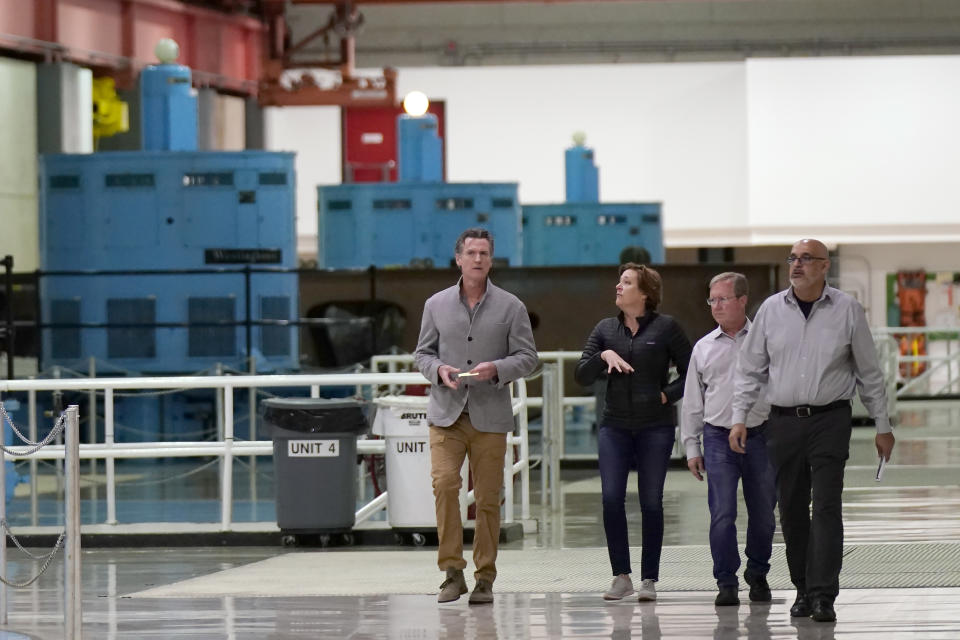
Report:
0,372,532,534
0,372,428,392
375,337,912,467
874,326,960,397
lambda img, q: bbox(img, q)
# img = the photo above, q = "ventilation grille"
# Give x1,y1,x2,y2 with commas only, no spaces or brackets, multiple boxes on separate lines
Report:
107,298,156,359
188,297,235,358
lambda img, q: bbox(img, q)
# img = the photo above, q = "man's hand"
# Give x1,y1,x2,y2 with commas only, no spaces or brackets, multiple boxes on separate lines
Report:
467,361,498,382
438,364,461,390
876,431,895,462
687,456,705,481
729,423,747,453
600,350,634,374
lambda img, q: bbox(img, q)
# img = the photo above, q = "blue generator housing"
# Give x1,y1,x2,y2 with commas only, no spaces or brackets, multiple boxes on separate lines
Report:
522,202,664,266
140,62,197,152
38,151,299,373
565,145,599,203
317,182,523,268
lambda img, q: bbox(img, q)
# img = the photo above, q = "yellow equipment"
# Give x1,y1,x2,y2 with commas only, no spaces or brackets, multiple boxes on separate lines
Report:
92,77,129,142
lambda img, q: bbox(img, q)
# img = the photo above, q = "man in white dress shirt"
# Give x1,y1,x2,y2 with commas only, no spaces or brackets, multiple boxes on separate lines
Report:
681,272,776,607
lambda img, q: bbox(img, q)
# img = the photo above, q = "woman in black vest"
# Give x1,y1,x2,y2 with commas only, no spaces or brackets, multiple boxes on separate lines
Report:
575,262,692,602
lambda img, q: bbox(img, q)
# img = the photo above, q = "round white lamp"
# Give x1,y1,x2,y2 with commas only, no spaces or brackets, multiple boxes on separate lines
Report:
155,38,180,64
402,91,430,117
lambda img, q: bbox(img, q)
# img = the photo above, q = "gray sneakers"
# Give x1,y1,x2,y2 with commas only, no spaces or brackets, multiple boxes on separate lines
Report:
603,574,635,601
437,568,468,603
636,579,657,602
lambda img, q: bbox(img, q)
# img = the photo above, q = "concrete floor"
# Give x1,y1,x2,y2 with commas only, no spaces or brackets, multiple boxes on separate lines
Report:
1,399,958,638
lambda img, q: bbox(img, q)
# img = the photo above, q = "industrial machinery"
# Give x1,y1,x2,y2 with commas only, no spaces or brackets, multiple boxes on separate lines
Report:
28,40,300,444
38,40,298,377
895,269,928,379
318,108,522,268
318,122,663,269
522,134,664,266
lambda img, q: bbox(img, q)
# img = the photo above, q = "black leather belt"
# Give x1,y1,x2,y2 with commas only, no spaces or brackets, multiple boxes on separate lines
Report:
771,399,849,418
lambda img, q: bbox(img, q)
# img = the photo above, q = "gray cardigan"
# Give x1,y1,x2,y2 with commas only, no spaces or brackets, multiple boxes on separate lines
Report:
414,279,538,433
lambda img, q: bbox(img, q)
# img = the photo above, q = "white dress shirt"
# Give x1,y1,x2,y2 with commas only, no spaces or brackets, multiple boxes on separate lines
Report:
680,319,770,460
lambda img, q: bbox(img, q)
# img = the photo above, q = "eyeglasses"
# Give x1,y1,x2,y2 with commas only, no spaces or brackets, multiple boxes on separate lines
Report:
786,256,826,265
706,296,739,306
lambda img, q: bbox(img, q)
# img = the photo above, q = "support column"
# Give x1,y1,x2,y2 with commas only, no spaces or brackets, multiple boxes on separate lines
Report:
197,87,218,151
36,62,93,154
245,96,265,150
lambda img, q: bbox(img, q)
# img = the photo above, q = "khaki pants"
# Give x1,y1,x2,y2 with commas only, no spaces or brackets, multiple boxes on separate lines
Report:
429,413,507,584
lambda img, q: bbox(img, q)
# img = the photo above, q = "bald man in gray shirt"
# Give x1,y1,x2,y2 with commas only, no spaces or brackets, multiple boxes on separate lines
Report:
731,238,895,623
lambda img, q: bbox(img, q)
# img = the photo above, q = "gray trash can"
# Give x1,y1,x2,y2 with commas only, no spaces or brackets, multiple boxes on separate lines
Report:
264,397,368,532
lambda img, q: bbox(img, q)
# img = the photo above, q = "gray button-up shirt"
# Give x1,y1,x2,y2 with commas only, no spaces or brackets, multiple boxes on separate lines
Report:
680,319,770,460
732,285,891,434
414,278,538,433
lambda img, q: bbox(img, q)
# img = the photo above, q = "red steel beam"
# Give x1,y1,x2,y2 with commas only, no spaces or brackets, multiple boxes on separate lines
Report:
280,0,739,3
0,0,264,95
34,0,58,44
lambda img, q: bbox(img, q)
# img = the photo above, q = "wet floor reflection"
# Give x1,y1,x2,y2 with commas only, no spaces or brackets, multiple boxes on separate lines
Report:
1,402,958,638
45,590,956,639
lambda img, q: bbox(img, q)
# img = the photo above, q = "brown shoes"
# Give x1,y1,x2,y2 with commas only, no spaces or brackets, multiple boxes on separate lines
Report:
438,569,494,605
468,578,494,605
437,568,468,603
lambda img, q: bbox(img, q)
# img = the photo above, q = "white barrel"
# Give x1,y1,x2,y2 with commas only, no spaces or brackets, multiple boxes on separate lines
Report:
372,396,436,529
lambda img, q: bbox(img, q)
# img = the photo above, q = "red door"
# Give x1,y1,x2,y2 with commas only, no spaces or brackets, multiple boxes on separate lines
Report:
341,102,446,183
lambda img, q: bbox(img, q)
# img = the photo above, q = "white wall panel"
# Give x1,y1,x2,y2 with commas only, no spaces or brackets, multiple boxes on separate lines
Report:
275,62,747,253
747,56,960,237
0,58,38,271
273,55,960,256
399,63,748,235
263,105,341,258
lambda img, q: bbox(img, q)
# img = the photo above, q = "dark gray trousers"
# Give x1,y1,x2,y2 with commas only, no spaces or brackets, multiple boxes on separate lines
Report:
765,405,852,603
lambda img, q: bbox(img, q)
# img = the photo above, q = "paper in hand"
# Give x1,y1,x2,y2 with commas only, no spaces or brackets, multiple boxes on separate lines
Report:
458,372,479,378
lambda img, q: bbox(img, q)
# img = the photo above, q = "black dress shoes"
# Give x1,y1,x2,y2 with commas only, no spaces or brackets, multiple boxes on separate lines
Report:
715,586,740,606
745,573,772,602
810,600,836,622
789,592,811,617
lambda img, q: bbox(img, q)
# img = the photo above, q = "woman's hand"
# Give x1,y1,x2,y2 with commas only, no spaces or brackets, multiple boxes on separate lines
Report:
600,350,634,374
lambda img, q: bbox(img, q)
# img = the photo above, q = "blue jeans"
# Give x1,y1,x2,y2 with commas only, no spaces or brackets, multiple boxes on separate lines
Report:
598,423,676,579
703,422,777,588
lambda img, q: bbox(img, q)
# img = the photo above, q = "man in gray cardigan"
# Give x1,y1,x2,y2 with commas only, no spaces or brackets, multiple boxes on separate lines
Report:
414,228,538,605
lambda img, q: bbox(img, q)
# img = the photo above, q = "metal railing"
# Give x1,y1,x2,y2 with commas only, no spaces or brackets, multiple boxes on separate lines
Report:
373,354,576,511
0,406,81,638
0,372,535,533
874,326,960,397
374,351,671,462
373,350,593,415
374,336,906,468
